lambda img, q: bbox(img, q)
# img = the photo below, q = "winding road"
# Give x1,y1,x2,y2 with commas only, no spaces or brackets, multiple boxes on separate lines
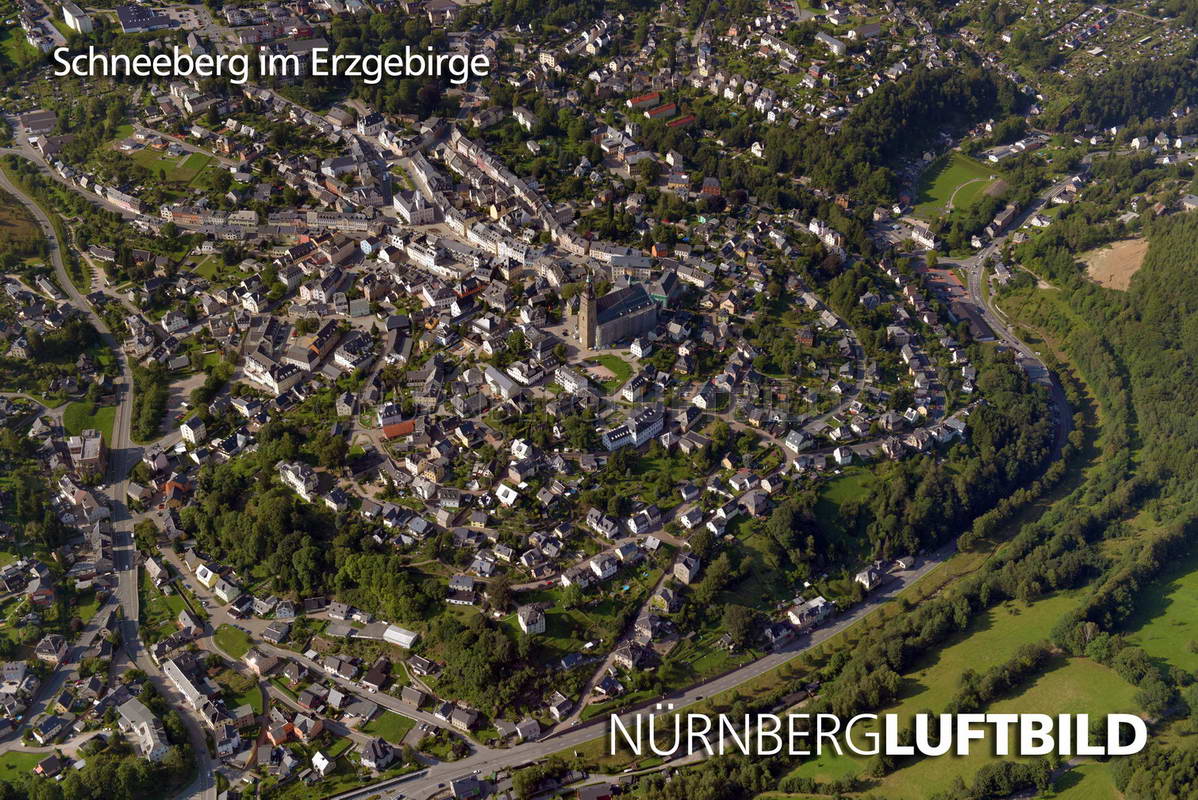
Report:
0,157,218,800
0,108,1077,800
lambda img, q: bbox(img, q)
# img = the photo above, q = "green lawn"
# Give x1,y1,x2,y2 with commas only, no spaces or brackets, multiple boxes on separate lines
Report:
62,401,116,442
129,148,214,187
193,255,219,279
270,677,299,701
361,710,417,744
721,533,795,609
73,589,101,622
0,750,42,785
587,354,633,392
813,468,876,557
1052,760,1123,800
914,153,1001,219
785,590,1085,786
230,682,264,714
1120,547,1198,672
0,27,36,68
214,624,252,659
195,255,250,283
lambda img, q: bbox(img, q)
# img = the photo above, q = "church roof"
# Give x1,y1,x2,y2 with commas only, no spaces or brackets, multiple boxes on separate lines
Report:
597,284,654,325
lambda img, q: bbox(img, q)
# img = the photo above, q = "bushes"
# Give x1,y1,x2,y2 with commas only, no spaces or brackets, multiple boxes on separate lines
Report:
945,642,1052,715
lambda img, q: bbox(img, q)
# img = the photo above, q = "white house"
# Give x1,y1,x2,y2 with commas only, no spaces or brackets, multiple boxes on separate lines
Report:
180,417,206,445
517,605,545,635
590,555,617,580
495,483,520,507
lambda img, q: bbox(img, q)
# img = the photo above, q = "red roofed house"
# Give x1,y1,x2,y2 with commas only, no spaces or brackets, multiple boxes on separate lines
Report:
645,103,678,120
626,92,661,110
382,419,417,439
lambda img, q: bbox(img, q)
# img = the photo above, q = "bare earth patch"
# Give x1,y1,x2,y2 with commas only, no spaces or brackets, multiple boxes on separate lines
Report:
586,364,616,381
1084,238,1148,290
984,178,1008,198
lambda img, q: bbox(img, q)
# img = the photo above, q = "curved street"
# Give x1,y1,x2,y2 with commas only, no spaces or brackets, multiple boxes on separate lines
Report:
0,163,217,800
0,124,1072,800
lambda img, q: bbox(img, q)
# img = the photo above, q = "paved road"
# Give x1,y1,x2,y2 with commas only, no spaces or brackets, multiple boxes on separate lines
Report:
942,173,1078,451
0,158,143,638
0,153,217,800
356,545,954,800
0,143,141,629
0,602,117,745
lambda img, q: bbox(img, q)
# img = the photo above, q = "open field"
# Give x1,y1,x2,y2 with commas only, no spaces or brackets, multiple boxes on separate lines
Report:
1052,760,1122,800
1120,546,1198,672
813,469,875,557
869,657,1136,799
62,401,116,442
128,148,214,188
362,710,418,744
0,187,40,251
914,153,1002,219
784,590,1087,786
0,159,88,291
214,624,253,659
1083,238,1148,290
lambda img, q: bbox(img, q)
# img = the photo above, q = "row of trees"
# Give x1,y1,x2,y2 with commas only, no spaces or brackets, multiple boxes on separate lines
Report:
131,363,169,442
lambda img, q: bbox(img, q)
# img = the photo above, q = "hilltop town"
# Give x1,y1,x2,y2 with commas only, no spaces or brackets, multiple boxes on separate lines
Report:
1,0,1198,798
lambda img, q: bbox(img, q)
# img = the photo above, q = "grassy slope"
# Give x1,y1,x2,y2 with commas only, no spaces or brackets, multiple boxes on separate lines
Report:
784,591,1083,784
1119,546,1198,672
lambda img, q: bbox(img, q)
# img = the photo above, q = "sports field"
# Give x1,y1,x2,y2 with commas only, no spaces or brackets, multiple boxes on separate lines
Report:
914,153,1002,219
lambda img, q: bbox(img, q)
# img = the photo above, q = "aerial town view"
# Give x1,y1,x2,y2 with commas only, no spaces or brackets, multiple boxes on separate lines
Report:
0,0,1197,797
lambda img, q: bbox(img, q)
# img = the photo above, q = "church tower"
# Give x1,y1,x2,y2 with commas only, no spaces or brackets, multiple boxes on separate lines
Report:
578,276,597,350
